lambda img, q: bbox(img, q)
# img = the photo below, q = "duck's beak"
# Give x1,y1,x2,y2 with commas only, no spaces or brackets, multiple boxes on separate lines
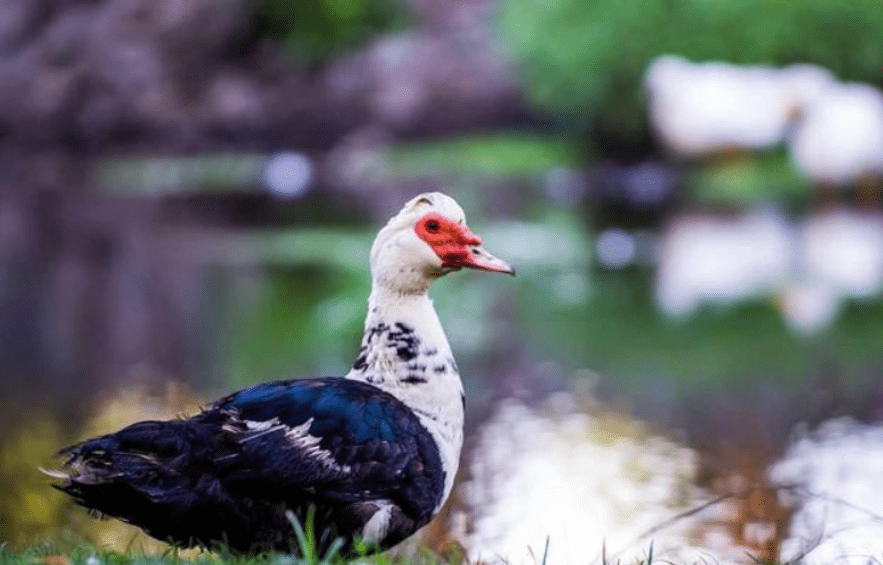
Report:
421,214,516,276
460,244,516,276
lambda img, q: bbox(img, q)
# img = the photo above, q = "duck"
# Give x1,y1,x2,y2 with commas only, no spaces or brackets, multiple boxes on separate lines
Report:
46,192,515,556
644,55,835,156
788,81,883,186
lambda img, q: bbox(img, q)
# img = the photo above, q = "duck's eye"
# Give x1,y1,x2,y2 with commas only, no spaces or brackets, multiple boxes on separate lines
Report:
426,220,440,232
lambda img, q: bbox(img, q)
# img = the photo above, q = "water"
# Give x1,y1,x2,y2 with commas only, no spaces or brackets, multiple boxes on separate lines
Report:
452,394,883,565
771,418,883,565
454,396,749,564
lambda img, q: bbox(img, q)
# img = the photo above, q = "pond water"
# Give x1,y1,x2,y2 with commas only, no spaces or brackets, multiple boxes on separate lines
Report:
771,418,883,565
443,392,883,565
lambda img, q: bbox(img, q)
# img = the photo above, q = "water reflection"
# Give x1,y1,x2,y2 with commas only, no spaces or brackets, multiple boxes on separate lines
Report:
456,390,883,565
771,418,883,565
456,393,748,565
657,207,883,334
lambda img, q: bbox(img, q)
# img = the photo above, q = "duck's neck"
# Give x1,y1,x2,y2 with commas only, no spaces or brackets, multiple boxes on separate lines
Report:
346,286,463,412
345,285,464,509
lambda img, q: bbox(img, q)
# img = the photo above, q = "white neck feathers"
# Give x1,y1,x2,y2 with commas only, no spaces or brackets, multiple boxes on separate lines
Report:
346,287,462,410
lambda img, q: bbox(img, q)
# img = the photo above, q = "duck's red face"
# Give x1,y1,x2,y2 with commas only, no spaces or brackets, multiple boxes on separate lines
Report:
414,212,515,275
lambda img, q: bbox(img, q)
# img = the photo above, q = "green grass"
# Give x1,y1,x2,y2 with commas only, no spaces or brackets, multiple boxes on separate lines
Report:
0,542,459,565
0,544,327,565
0,510,458,565
0,506,465,565
0,543,798,565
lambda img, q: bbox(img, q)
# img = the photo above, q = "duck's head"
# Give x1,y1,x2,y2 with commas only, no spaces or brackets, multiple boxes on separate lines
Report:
370,192,515,294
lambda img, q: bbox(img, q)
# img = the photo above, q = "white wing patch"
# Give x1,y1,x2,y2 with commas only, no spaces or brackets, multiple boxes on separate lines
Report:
244,419,279,432
232,416,352,475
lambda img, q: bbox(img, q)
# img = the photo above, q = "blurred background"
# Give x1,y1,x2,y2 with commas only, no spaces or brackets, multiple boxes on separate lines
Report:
2,0,883,563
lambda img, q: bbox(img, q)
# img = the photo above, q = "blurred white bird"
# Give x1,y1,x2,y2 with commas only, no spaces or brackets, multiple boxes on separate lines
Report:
788,82,883,185
645,55,835,156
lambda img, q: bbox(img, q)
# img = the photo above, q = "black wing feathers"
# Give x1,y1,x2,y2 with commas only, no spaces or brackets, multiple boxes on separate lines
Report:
215,378,442,509
54,377,445,554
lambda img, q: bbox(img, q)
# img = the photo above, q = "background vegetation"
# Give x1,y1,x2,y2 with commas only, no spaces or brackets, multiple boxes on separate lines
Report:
499,0,883,138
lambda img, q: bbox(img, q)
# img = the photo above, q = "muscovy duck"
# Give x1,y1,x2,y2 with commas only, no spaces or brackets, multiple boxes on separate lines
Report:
47,192,514,555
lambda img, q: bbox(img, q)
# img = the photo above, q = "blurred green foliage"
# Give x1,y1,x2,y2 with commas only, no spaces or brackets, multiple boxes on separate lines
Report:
0,414,66,546
224,266,368,389
498,0,883,137
690,152,812,206
99,155,265,195
255,0,409,64
387,135,585,177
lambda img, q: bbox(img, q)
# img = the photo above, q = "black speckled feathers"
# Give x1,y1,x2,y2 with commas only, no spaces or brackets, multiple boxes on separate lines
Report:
350,321,453,387
55,378,444,554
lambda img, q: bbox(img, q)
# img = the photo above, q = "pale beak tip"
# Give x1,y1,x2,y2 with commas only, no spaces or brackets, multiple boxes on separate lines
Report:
458,245,516,276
